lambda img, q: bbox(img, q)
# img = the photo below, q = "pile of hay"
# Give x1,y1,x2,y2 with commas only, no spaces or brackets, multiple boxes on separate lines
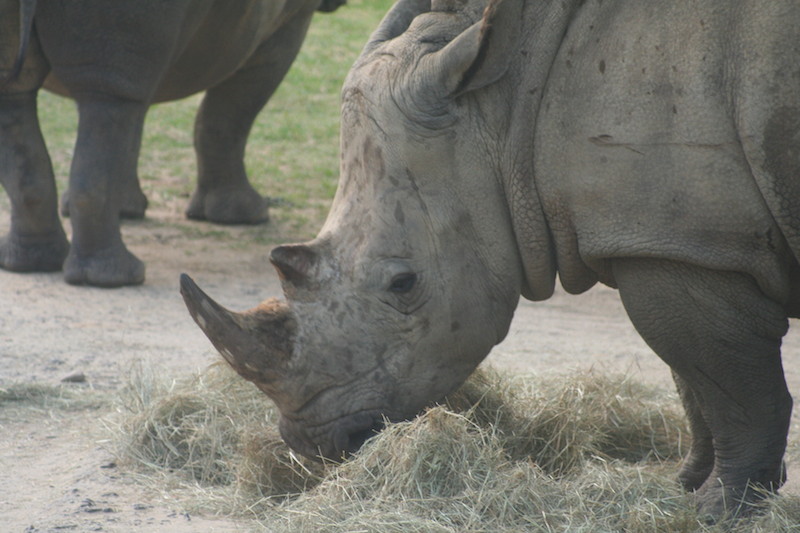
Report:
112,362,325,509
110,362,800,532
0,382,108,418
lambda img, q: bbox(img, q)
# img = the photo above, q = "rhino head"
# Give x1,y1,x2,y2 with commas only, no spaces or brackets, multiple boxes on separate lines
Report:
182,0,536,460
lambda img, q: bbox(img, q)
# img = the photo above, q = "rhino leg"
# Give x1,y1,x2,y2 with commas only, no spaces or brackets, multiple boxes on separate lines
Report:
612,258,791,520
187,7,315,224
0,91,69,272
671,371,715,491
62,98,147,287
186,74,270,224
60,170,148,220
57,95,148,222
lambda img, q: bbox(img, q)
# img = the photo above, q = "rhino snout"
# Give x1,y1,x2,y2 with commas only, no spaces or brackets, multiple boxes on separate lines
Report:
279,411,385,461
332,412,385,457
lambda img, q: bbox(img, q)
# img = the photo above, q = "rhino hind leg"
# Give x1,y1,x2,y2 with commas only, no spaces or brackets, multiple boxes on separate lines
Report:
186,181,267,225
187,9,315,225
671,371,715,491
612,258,792,521
0,92,69,272
186,64,273,225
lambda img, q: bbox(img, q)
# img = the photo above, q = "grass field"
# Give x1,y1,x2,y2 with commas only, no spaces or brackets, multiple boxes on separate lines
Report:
33,0,395,243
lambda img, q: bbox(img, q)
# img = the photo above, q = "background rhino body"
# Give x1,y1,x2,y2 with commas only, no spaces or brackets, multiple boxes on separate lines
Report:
183,0,800,520
0,0,343,286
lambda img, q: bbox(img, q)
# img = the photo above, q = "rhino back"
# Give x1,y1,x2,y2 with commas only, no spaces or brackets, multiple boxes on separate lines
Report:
37,0,314,102
153,0,314,101
533,0,798,303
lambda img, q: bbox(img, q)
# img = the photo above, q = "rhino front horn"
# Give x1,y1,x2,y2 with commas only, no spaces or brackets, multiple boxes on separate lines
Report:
179,274,296,383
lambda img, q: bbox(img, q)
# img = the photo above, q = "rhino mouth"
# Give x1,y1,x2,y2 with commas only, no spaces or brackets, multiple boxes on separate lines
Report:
279,410,387,461
333,412,386,457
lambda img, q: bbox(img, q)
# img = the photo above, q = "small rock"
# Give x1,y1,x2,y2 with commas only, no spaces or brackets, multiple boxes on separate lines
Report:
79,498,115,514
80,498,96,509
61,372,86,383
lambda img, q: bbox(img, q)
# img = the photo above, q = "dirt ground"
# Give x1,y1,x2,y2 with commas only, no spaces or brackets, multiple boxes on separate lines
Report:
2,209,800,532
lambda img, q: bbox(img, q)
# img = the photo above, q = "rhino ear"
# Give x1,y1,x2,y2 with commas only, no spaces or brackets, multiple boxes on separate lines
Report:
431,0,523,97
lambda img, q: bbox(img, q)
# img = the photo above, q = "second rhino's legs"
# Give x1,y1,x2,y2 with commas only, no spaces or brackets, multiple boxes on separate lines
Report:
187,7,316,224
59,95,147,220
63,97,148,287
60,143,148,220
0,91,69,271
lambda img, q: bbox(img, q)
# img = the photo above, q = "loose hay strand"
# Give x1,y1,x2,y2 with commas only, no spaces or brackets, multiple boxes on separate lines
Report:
108,363,800,531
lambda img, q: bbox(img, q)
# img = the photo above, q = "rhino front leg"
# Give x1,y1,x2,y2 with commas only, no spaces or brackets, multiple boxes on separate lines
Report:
60,161,148,220
58,98,147,221
0,91,69,272
187,7,316,224
612,258,791,520
63,98,147,287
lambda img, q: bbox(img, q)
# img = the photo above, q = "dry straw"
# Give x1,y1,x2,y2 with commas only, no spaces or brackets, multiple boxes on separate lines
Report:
0,381,108,416
109,362,800,532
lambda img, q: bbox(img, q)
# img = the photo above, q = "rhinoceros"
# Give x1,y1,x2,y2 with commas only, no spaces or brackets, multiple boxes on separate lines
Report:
181,0,800,519
0,0,344,287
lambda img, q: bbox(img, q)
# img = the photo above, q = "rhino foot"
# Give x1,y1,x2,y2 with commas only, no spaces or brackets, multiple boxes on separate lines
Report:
694,486,760,524
186,185,269,225
0,231,69,272
693,470,783,523
63,245,145,287
677,451,715,492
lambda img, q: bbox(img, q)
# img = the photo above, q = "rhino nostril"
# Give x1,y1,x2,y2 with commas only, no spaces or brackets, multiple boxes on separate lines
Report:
346,419,384,453
333,417,384,456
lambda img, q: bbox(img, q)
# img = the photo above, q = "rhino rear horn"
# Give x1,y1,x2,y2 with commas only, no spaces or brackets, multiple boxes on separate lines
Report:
180,274,295,384
270,244,317,286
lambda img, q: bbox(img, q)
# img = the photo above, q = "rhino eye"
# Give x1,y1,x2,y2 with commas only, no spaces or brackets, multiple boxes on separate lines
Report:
388,273,417,293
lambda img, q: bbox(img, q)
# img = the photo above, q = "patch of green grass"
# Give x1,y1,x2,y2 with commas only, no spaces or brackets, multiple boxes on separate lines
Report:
34,0,394,245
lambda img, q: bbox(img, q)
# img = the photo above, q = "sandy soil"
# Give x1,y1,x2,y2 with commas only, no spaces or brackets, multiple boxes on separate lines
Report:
2,209,800,532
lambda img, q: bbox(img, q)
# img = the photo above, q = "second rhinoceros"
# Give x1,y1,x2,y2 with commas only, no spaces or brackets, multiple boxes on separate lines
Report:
182,0,800,520
0,0,344,287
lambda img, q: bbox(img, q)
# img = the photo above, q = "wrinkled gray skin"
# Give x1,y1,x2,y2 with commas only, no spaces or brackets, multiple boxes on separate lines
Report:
0,0,344,287
182,0,800,520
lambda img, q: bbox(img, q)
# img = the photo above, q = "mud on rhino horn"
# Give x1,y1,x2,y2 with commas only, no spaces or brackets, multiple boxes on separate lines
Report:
179,274,295,384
